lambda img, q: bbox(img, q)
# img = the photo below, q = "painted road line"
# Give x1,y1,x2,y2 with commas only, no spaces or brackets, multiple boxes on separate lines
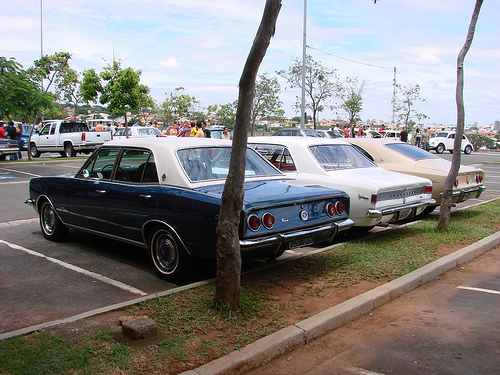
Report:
0,239,147,296
457,286,500,295
0,168,41,177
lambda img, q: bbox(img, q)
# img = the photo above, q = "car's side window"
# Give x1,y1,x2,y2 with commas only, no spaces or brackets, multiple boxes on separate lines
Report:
79,148,120,180
116,149,158,183
40,124,51,135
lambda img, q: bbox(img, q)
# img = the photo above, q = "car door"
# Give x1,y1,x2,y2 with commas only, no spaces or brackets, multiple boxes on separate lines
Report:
104,148,158,243
65,148,120,233
36,122,56,151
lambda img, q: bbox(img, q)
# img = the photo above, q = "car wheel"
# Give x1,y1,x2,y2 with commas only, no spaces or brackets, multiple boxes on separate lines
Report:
436,144,445,154
39,200,69,241
64,143,76,157
464,145,472,154
30,144,41,158
149,227,190,281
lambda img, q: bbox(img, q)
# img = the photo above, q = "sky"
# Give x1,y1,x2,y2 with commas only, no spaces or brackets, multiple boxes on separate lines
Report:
1,0,499,127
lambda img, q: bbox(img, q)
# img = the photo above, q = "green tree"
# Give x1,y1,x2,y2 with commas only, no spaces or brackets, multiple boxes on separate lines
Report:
467,133,494,150
215,101,238,127
29,52,73,98
277,54,340,129
338,77,365,137
0,57,53,122
394,83,428,127
81,59,150,128
161,87,199,125
60,68,83,116
250,73,283,136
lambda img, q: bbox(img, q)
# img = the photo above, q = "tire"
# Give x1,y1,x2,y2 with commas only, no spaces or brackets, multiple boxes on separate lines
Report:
64,143,76,157
464,145,472,155
419,206,436,216
30,144,41,158
60,152,67,158
39,200,69,241
436,144,445,154
149,227,190,281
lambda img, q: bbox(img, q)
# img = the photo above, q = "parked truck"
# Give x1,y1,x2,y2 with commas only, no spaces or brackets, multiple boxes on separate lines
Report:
29,120,112,158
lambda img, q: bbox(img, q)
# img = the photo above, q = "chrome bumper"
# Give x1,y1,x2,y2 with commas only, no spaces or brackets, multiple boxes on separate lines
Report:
240,218,355,251
451,185,486,202
367,198,436,218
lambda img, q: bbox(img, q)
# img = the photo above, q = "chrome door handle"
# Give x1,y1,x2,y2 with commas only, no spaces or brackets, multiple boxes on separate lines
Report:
139,194,152,199
96,190,106,195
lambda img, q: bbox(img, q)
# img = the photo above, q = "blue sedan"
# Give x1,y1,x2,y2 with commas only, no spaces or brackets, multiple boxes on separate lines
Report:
26,137,354,281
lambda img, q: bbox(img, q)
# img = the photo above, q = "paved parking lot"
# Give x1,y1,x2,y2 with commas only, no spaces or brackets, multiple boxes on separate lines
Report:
0,152,499,337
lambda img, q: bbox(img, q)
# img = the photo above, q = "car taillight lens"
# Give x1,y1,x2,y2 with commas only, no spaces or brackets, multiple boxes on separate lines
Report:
326,203,336,216
425,185,433,193
476,175,483,183
336,202,345,215
371,194,378,204
262,213,275,229
454,180,459,188
82,133,86,141
248,214,261,231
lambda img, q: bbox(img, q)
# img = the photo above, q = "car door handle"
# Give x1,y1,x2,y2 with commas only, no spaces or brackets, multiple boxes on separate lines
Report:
139,194,152,200
95,190,106,195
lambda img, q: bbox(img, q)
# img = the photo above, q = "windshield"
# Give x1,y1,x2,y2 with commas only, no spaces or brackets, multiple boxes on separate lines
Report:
177,147,282,182
385,142,437,160
137,127,163,136
309,144,376,170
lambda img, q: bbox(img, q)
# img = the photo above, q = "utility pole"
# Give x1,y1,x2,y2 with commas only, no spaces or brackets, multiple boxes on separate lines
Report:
391,67,396,129
300,0,307,129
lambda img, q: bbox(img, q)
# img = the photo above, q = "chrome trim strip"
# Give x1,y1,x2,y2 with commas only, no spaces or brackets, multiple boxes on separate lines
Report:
367,198,436,217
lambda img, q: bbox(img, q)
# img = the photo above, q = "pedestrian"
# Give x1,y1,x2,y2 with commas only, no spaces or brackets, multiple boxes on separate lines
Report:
422,128,430,151
343,126,350,138
400,126,408,143
220,127,232,140
202,121,211,138
357,126,364,138
414,128,422,148
194,122,204,137
0,121,5,138
189,122,197,137
16,123,23,159
6,121,18,160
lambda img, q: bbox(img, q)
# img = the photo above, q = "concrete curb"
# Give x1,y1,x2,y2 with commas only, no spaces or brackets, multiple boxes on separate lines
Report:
183,230,500,375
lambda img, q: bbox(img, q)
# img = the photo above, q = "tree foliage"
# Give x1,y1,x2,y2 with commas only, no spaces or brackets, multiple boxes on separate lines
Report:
467,133,495,150
161,87,199,125
250,73,283,135
277,54,340,129
81,59,150,126
394,83,428,127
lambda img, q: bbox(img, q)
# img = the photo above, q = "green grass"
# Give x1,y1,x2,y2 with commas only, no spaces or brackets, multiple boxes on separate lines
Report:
1,200,499,374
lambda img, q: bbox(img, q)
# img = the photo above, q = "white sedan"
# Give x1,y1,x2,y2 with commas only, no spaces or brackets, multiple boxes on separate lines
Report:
250,137,435,229
112,126,165,140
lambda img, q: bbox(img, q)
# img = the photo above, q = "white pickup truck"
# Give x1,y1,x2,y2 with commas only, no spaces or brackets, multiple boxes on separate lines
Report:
29,120,112,158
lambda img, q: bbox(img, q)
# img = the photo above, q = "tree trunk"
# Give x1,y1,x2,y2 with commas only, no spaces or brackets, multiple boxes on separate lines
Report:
214,0,282,310
438,0,483,231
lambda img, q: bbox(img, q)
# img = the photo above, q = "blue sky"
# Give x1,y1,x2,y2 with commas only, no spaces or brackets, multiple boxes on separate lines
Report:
1,0,498,126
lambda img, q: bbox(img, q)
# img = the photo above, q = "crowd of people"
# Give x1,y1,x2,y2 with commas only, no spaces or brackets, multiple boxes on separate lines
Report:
0,120,24,160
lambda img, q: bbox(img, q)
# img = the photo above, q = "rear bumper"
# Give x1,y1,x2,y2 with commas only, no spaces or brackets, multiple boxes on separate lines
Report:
367,198,436,219
452,185,486,202
240,218,355,252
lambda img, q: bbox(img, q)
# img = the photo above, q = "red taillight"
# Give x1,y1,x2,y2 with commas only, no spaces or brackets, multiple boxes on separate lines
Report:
454,180,459,188
336,202,346,215
248,214,261,231
425,185,433,193
262,213,275,229
326,203,336,217
82,133,86,141
371,194,378,204
476,175,483,183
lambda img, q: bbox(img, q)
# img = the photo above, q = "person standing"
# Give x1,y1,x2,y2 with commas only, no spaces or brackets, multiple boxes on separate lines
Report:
400,126,408,143
202,121,211,138
0,122,5,138
6,121,18,160
16,123,23,159
343,126,350,138
189,122,197,137
422,128,430,151
220,127,232,140
414,128,422,148
194,122,204,137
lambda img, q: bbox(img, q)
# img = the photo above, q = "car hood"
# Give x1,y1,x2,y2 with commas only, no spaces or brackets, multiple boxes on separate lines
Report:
193,179,346,209
323,167,431,191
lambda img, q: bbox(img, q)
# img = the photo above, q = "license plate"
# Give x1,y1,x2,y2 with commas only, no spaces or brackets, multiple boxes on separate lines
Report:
288,236,314,249
398,208,412,220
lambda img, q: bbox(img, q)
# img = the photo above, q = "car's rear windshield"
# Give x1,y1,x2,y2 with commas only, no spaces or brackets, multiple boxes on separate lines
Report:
309,144,376,170
385,142,438,160
177,147,282,182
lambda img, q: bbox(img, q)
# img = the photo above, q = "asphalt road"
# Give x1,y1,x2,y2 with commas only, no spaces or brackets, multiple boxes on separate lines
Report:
0,151,499,337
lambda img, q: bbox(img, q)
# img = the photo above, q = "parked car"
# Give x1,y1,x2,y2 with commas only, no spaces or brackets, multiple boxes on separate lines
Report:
316,129,344,138
25,137,354,281
343,138,485,214
429,131,473,154
29,120,112,158
0,138,19,160
383,130,401,140
20,124,33,150
273,128,322,137
112,126,165,140
249,137,435,229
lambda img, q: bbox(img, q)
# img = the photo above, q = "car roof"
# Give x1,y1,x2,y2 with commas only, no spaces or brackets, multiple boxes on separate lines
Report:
250,136,349,146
